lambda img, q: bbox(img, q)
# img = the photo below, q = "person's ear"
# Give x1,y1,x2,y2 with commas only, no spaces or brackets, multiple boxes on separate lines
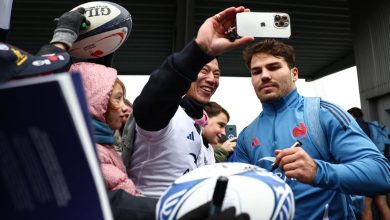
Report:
291,67,298,82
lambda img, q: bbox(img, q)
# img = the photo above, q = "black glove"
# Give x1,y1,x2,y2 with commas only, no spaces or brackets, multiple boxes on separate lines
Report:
179,202,250,220
50,7,90,50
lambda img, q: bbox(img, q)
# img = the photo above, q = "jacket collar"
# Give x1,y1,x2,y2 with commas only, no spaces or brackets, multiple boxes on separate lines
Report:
180,96,204,119
262,89,300,113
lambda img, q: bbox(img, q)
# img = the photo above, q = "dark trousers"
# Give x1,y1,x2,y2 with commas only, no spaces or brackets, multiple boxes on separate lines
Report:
109,190,158,220
0,28,9,42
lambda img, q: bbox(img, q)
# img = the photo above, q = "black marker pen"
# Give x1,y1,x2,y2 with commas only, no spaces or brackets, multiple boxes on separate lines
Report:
209,176,229,215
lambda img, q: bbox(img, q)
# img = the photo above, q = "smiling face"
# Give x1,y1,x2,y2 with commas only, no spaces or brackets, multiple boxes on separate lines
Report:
203,112,229,145
105,82,129,130
250,53,298,102
186,59,220,104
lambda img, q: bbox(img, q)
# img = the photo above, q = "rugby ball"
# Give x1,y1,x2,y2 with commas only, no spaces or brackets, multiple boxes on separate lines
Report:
156,162,295,220
69,1,132,59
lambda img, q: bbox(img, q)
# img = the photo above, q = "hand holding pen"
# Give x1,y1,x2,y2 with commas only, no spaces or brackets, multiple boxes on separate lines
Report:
271,140,318,184
271,140,302,171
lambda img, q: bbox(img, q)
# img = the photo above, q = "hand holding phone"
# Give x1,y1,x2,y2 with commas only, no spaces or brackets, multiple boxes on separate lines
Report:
222,137,237,153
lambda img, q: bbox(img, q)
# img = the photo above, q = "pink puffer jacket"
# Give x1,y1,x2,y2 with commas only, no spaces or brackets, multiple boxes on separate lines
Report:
70,62,140,196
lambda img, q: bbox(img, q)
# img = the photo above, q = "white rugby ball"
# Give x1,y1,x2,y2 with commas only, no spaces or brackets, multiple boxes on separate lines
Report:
69,1,132,59
156,162,295,220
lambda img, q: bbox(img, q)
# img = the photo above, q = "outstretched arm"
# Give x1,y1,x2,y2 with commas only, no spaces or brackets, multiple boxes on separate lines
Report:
134,6,254,131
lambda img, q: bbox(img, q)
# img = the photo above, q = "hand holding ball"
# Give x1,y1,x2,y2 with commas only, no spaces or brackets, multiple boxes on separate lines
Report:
69,1,132,59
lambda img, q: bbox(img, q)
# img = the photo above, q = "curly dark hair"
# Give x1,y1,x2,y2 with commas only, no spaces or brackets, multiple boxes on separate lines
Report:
243,39,295,69
347,107,364,119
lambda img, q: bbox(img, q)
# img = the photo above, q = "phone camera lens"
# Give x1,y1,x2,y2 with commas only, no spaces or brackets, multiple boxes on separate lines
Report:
275,15,281,20
278,21,285,27
282,15,288,20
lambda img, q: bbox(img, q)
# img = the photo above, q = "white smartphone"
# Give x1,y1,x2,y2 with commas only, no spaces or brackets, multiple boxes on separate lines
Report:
236,12,291,39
